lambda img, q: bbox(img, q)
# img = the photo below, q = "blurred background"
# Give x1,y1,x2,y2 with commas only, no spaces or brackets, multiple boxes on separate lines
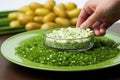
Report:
0,0,87,11
0,0,119,35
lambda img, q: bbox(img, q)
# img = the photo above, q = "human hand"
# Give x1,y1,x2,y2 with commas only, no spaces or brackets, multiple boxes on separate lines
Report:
76,0,120,36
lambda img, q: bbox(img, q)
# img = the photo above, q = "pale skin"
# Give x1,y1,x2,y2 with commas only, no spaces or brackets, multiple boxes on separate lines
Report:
76,0,120,36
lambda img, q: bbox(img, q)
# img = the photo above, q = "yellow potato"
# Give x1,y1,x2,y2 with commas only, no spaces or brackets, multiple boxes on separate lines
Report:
41,22,58,29
44,0,55,11
35,8,50,16
55,17,71,26
34,16,43,23
47,0,56,4
67,8,81,18
25,10,35,16
29,2,43,10
25,22,41,31
53,5,68,18
8,12,19,20
42,12,56,23
70,17,78,26
57,3,66,10
9,20,21,28
18,13,33,24
65,2,77,11
19,6,31,13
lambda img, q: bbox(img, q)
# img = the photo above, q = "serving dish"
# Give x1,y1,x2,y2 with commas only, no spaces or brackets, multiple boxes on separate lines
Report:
1,29,120,71
43,27,94,51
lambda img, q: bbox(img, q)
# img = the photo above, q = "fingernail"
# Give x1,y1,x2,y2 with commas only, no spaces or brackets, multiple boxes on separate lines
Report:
80,22,86,29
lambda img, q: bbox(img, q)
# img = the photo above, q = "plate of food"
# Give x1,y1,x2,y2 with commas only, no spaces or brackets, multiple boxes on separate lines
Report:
1,27,120,71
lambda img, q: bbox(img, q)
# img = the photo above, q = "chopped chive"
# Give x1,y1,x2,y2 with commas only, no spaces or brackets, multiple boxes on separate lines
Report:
15,34,120,66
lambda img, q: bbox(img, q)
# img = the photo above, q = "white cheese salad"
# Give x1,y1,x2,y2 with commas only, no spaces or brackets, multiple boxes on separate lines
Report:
46,27,93,39
44,27,94,51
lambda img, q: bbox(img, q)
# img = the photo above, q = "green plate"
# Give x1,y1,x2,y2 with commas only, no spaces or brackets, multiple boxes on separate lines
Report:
1,29,120,71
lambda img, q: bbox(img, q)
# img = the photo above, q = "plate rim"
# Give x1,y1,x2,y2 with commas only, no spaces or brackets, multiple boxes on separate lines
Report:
1,30,120,71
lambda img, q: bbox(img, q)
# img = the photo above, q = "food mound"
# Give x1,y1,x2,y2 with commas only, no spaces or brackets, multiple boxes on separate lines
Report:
44,27,94,51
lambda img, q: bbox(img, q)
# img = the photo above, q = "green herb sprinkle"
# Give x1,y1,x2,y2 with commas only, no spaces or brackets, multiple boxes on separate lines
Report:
15,35,120,66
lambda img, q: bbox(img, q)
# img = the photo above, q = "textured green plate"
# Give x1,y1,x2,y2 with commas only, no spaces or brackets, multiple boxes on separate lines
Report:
1,29,120,71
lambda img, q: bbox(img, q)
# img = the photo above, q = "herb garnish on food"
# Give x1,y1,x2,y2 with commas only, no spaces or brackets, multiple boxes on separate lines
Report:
15,34,120,66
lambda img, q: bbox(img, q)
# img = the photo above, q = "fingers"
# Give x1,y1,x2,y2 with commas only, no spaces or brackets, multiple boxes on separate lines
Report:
91,21,102,36
92,22,109,36
76,8,90,27
81,9,103,29
77,6,103,29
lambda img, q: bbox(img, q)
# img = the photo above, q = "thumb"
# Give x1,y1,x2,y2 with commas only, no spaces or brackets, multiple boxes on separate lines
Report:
80,9,102,28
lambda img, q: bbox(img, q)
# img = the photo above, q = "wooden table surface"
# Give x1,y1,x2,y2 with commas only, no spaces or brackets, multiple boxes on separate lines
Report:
0,23,120,80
